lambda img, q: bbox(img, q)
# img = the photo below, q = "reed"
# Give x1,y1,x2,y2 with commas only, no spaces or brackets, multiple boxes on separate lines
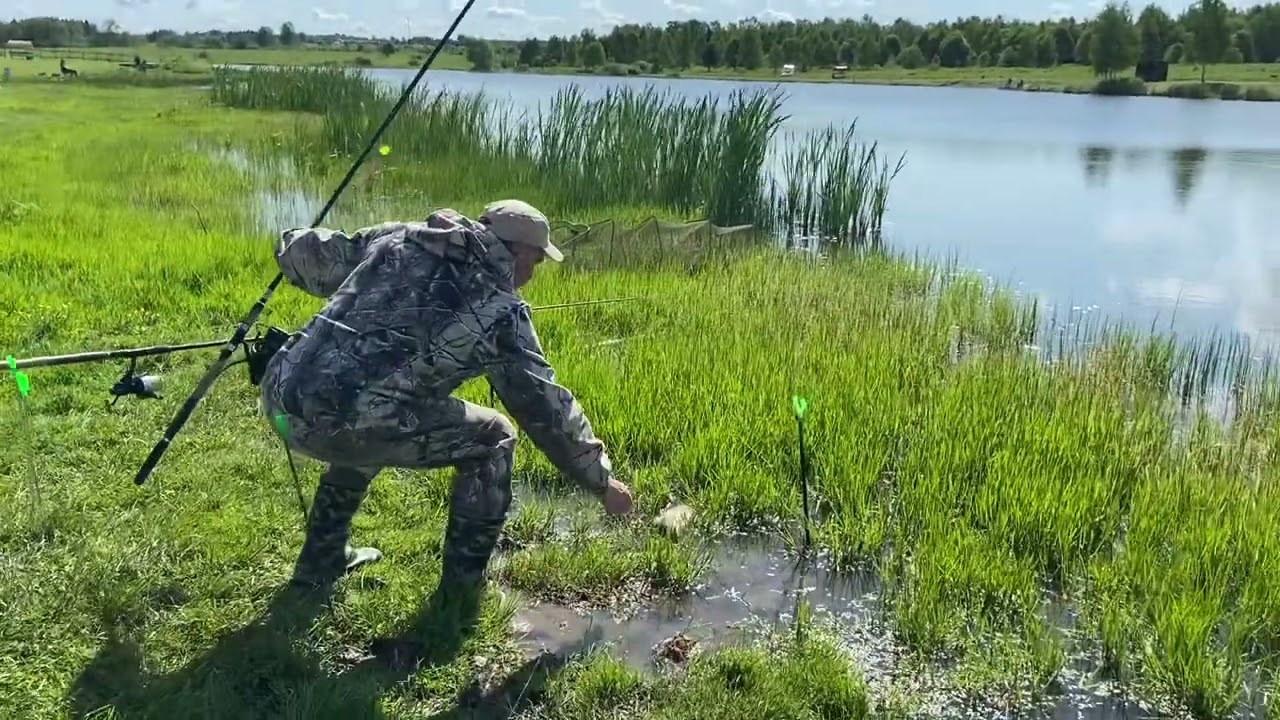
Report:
209,65,904,247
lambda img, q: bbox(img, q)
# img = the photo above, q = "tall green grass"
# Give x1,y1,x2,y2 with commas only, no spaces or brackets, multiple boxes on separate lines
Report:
208,65,905,248
6,81,1280,718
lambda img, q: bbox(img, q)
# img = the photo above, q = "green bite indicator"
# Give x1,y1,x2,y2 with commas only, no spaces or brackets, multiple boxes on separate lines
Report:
272,413,290,438
791,394,807,419
791,394,811,549
6,355,30,398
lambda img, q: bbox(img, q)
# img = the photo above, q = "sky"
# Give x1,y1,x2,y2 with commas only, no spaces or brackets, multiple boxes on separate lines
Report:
14,0,1220,40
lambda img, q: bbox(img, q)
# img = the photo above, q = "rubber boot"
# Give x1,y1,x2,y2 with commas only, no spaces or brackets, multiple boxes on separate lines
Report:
290,465,383,590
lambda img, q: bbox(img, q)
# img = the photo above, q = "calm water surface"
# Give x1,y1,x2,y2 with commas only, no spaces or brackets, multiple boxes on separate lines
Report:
362,68,1280,351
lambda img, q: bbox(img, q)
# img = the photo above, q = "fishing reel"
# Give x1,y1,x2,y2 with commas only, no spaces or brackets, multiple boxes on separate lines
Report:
110,358,164,405
104,325,292,407
243,325,292,386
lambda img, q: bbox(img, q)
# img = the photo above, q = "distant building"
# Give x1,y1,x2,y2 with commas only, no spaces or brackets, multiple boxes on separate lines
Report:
4,40,35,58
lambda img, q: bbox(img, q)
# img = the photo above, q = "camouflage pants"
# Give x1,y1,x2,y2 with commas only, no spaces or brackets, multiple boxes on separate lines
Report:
272,395,518,589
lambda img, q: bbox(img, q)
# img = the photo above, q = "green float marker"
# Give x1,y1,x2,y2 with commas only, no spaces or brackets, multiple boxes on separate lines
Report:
269,411,310,525
791,394,812,549
7,354,41,514
6,355,30,398
791,394,807,419
379,145,391,157
271,412,290,438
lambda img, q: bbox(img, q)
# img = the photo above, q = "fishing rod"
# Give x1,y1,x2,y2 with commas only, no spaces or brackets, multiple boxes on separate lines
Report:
129,0,482,488
4,298,639,405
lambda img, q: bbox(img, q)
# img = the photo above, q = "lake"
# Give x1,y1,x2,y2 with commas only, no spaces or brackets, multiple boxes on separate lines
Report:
360,67,1280,352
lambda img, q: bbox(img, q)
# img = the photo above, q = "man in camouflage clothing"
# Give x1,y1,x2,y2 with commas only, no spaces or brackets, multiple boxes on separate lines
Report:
259,199,634,593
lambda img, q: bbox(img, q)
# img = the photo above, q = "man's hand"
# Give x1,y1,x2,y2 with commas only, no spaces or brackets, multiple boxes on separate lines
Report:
602,477,634,516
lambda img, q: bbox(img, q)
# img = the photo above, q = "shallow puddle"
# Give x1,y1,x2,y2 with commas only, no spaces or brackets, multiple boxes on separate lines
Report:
506,535,1263,719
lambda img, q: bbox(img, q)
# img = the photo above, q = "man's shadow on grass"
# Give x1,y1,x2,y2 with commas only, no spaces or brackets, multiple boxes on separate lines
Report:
66,579,599,720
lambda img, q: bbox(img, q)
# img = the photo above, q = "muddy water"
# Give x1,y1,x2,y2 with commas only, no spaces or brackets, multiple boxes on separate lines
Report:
507,534,1181,719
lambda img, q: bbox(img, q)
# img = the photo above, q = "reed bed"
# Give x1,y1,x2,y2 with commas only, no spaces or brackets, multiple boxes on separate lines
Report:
209,65,905,246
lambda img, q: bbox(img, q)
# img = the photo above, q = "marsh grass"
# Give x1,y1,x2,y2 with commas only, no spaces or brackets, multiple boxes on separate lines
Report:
4,80,1280,719
209,65,905,246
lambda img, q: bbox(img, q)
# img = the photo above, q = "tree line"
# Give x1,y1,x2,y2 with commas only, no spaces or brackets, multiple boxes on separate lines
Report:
476,0,1280,76
6,1,1280,77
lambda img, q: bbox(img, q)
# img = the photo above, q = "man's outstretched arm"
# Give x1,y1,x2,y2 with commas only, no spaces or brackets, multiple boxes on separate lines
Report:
478,303,613,498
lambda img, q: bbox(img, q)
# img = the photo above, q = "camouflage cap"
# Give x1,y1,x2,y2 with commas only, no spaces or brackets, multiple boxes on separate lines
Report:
480,199,564,262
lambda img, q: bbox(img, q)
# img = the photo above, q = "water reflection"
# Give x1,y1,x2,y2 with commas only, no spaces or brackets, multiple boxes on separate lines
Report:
1080,145,1115,187
1169,146,1208,208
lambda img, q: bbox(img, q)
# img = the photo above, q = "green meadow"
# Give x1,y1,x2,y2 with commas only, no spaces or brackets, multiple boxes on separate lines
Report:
2,67,1280,718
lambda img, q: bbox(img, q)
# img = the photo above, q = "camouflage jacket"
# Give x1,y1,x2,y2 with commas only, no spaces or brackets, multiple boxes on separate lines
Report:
266,209,612,496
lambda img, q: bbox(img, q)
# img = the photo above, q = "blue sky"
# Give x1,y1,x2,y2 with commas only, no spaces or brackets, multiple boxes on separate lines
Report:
17,0,1212,40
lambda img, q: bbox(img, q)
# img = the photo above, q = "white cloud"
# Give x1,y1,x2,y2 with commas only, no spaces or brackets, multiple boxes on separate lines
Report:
760,8,795,21
665,0,703,15
486,4,529,17
1048,1,1072,19
312,7,350,22
580,0,625,24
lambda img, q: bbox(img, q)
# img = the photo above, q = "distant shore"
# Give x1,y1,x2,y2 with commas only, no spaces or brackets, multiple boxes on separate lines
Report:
11,44,1280,102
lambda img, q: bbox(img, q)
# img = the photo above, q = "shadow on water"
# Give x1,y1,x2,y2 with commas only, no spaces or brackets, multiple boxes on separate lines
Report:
65,580,597,719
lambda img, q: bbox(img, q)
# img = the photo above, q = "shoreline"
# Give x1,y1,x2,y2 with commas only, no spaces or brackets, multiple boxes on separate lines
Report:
17,46,1280,103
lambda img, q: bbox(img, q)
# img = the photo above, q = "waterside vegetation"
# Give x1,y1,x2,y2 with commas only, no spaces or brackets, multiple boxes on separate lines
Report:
2,68,1280,718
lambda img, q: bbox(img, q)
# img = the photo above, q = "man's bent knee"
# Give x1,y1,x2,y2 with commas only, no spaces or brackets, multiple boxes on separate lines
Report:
471,406,518,455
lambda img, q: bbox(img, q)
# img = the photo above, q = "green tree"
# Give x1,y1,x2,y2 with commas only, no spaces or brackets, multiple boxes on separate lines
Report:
1089,2,1139,78
1075,29,1093,64
518,38,541,66
858,37,880,67
1187,0,1231,82
544,35,565,64
255,25,275,47
1232,28,1254,61
1136,4,1174,61
768,44,785,70
1164,41,1185,62
279,22,296,46
897,44,926,68
723,36,741,67
1035,32,1057,65
701,40,720,69
1051,25,1076,63
740,29,764,69
883,34,902,61
466,39,493,70
938,31,971,67
582,39,606,68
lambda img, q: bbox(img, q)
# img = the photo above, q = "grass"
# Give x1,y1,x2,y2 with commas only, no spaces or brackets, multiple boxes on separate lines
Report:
17,43,1280,100
3,75,1280,718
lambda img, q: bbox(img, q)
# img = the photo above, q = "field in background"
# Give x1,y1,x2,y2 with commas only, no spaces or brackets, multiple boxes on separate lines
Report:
8,43,1280,99
3,73,1280,718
